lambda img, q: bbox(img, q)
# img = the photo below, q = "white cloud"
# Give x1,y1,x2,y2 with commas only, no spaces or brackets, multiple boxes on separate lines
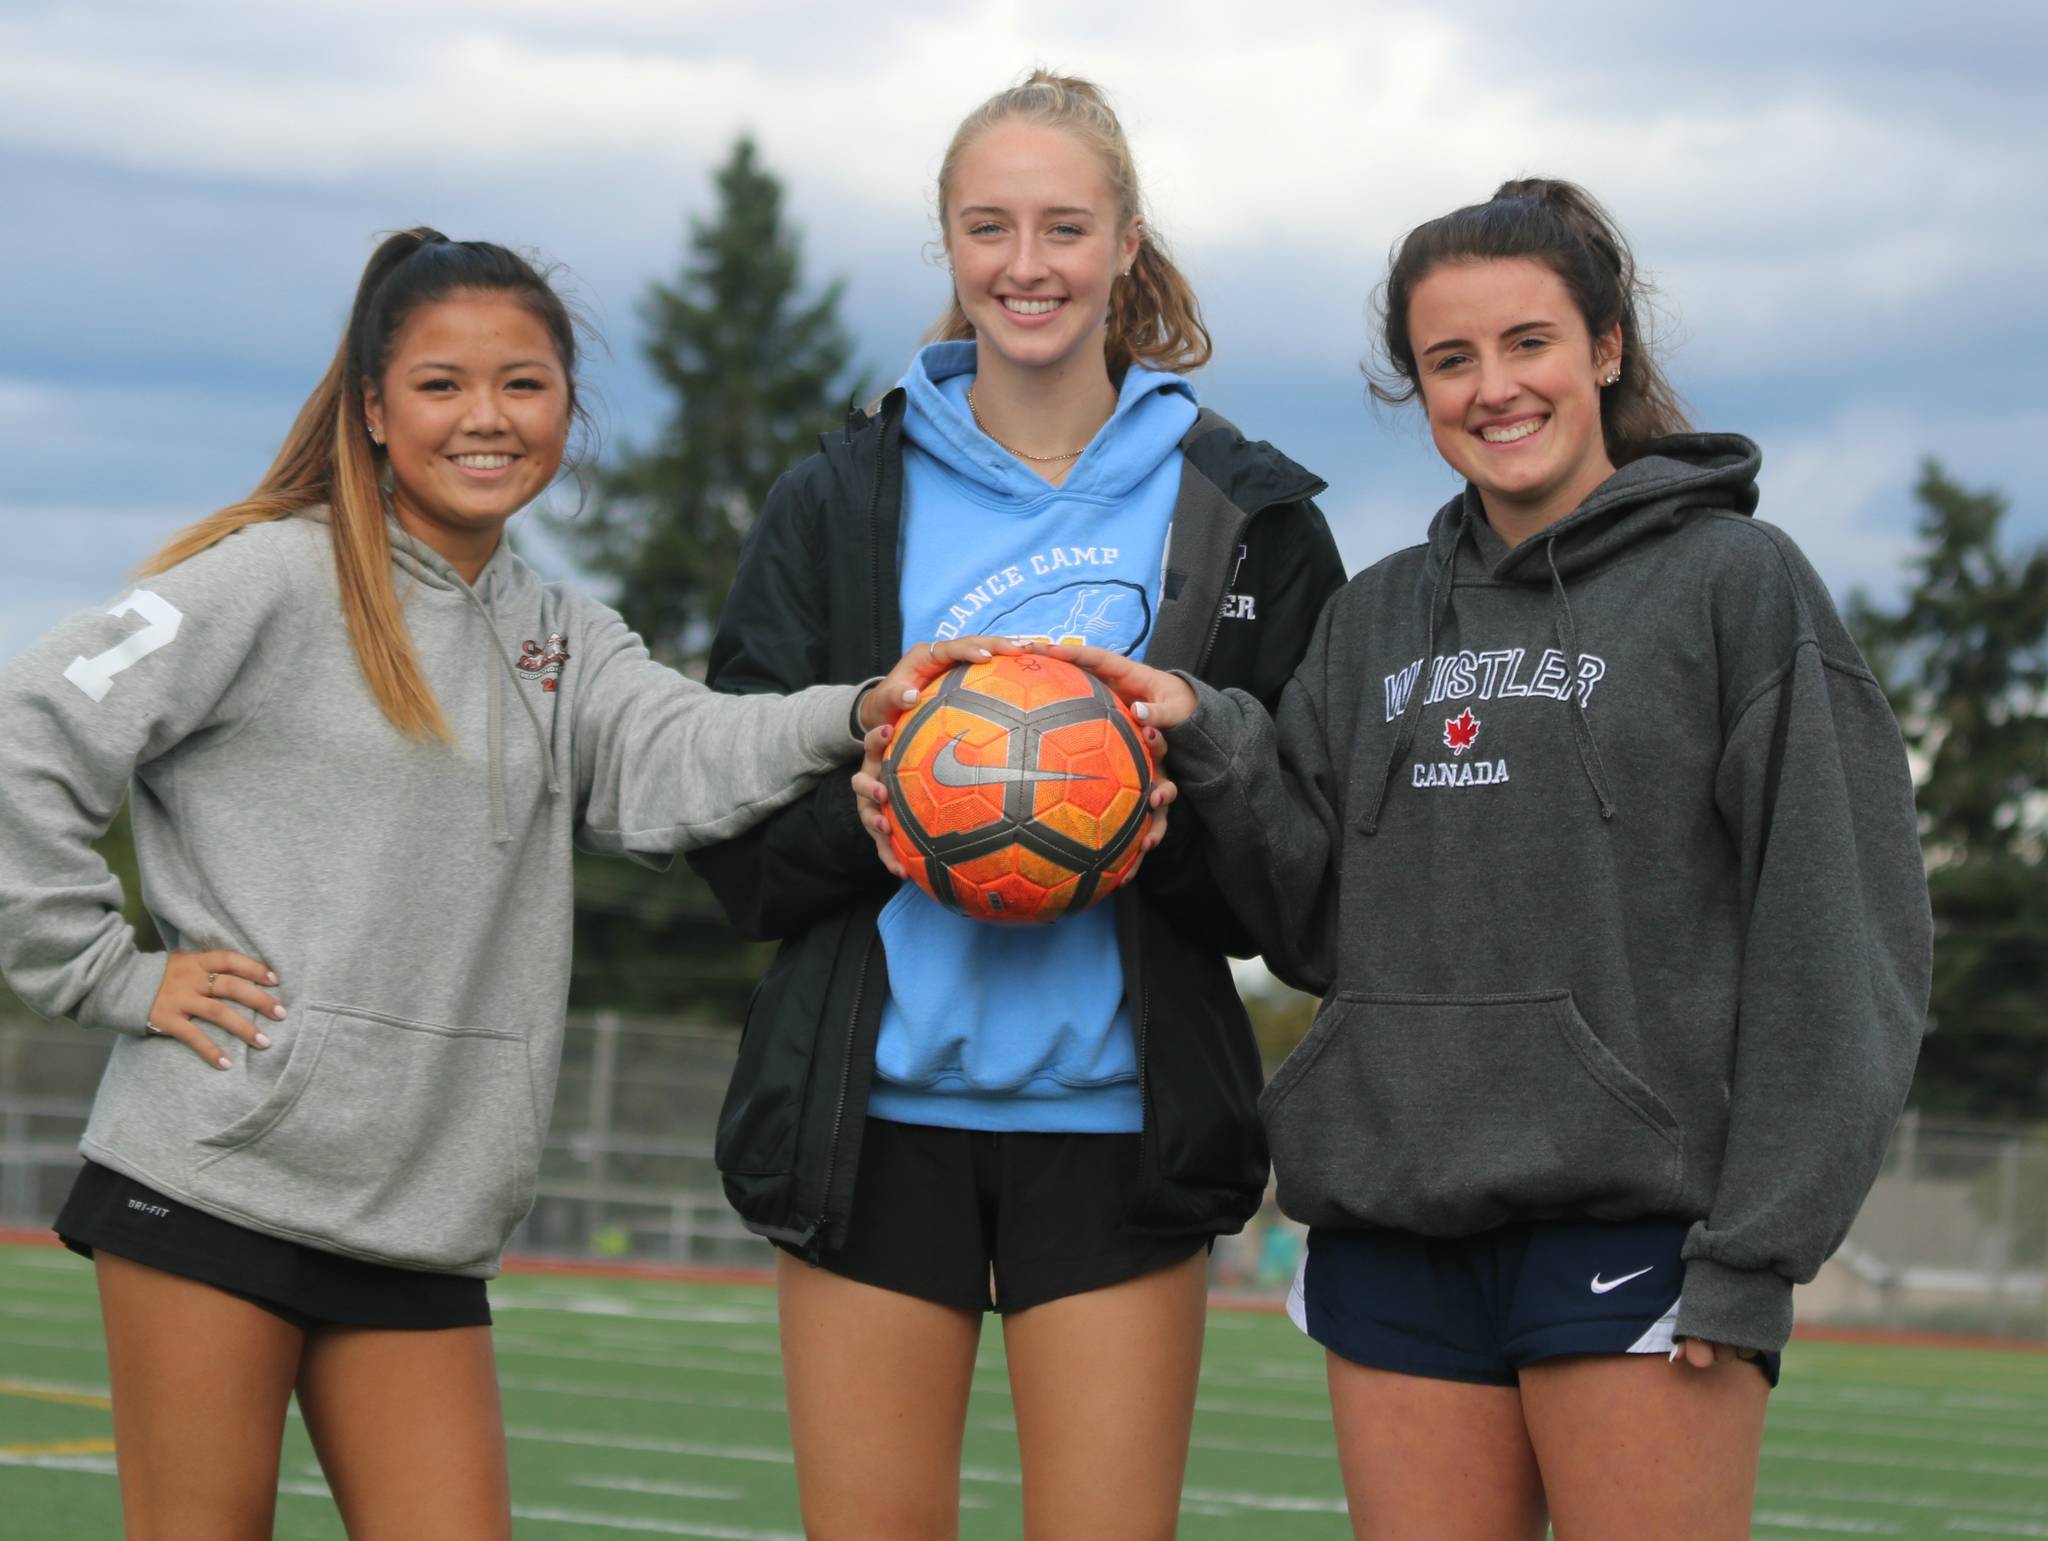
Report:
0,0,2039,652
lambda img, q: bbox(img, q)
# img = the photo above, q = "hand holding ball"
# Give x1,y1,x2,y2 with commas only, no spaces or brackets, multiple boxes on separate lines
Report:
879,654,1155,923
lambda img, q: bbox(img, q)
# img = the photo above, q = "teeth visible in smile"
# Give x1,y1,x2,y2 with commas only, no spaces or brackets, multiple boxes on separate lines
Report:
1479,420,1543,444
452,454,515,468
1003,298,1062,315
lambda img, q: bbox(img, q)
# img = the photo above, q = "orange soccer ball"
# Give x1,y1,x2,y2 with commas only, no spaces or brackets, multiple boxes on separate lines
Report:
881,654,1155,924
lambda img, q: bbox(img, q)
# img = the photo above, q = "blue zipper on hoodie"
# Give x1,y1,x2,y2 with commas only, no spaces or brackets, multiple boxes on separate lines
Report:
869,341,1198,1133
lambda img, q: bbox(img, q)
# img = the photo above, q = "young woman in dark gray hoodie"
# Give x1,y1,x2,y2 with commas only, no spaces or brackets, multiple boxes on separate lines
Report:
1032,180,1931,1539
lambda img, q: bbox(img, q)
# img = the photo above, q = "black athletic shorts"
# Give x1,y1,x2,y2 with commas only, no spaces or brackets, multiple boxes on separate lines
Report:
1291,1217,1779,1387
55,1160,491,1332
780,1118,1208,1315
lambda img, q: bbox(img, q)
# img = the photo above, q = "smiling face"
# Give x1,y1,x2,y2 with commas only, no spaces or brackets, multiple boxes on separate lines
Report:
362,291,570,578
943,118,1141,383
1408,257,1623,540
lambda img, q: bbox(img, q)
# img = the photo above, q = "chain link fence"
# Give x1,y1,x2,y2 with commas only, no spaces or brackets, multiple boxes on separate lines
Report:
2,1015,2042,1337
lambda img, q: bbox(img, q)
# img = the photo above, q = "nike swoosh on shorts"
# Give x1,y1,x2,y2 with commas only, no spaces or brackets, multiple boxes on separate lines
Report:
1590,1266,1655,1294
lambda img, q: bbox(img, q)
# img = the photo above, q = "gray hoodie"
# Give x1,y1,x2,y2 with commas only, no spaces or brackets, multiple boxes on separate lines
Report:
0,510,857,1275
1165,436,1930,1353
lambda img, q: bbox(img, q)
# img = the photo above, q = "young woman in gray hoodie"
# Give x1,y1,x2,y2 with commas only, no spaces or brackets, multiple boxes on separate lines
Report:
0,230,994,1540
1029,180,1930,1539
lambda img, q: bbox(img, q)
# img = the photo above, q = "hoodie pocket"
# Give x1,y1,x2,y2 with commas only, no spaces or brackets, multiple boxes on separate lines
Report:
195,1003,539,1271
1259,990,1681,1235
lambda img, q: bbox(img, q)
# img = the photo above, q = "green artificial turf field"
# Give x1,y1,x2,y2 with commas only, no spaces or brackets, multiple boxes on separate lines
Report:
1,1243,2043,1538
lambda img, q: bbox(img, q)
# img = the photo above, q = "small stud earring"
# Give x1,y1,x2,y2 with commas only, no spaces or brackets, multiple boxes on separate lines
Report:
1601,367,1621,387
369,426,383,445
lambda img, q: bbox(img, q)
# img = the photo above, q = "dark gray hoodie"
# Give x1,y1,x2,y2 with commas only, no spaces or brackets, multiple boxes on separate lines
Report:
1165,435,1930,1353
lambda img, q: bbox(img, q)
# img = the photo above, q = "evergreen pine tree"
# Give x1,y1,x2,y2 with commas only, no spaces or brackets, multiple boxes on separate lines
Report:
1850,461,2048,1119
555,135,860,665
554,136,863,1019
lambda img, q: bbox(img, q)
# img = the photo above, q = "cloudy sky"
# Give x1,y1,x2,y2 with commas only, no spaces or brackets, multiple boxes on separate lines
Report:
4,0,2042,663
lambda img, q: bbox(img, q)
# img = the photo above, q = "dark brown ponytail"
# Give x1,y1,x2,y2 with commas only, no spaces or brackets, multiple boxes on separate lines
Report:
142,230,592,741
1371,177,1688,464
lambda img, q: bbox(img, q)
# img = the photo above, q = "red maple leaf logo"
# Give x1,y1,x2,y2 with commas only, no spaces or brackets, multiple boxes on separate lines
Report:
1444,709,1481,755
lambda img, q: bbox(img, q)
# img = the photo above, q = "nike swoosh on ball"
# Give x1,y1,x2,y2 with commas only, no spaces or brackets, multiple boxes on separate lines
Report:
930,734,1100,789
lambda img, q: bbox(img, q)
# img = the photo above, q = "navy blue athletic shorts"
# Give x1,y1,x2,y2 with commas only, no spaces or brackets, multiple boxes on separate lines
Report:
1288,1217,1779,1387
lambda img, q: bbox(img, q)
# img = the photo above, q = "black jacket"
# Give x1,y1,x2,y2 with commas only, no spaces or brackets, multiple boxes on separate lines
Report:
689,388,1346,1256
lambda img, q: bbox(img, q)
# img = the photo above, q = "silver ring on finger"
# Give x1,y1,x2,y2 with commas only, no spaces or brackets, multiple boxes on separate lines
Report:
204,971,216,996
924,640,938,663
144,1021,163,1036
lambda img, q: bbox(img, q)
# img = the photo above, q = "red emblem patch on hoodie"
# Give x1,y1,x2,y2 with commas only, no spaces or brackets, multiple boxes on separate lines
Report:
516,634,570,693
1444,708,1481,755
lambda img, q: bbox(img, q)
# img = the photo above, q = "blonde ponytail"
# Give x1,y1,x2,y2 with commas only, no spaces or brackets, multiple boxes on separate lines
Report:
929,70,1211,374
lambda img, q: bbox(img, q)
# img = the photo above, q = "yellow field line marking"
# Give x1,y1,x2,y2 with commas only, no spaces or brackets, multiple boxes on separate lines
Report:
0,1379,112,1411
0,1437,116,1457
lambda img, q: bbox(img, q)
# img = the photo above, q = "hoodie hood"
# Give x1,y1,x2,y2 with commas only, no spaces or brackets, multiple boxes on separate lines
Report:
1425,432,1763,590
294,504,561,834
1362,433,1762,836
899,339,1198,506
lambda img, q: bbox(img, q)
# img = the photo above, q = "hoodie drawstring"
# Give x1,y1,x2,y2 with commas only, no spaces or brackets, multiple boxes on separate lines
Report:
1545,539,1617,821
454,577,563,844
1358,504,1465,835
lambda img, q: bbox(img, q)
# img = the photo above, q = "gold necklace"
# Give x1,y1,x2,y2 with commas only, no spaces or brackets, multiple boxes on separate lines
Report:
967,387,1090,463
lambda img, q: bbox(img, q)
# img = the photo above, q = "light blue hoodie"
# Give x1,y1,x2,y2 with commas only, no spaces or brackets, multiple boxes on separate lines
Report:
870,340,1198,1132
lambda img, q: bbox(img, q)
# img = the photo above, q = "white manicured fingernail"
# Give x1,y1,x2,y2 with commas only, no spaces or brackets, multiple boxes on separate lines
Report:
265,971,278,984
1133,702,1151,721
254,1032,272,1048
900,688,918,704
269,1005,286,1020
974,648,992,658
216,1056,232,1070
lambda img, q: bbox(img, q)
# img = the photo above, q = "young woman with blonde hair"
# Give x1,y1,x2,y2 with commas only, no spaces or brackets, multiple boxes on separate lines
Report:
0,228,990,1540
693,71,1345,1540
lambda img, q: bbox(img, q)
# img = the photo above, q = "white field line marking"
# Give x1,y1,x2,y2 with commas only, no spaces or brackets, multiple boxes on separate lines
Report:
1764,1414,2048,1451
503,1329,786,1361
0,1273,83,1296
1181,1486,1347,1515
492,1321,778,1346
573,1476,745,1502
0,1331,103,1357
1,1254,81,1273
0,1375,111,1401
513,1507,802,1539
0,1452,118,1474
0,1301,98,1322
1945,1523,2048,1538
1752,1511,1899,1535
1198,1363,1325,1389
1190,1396,1337,1423
498,1376,787,1415
491,1342,784,1380
516,1437,1340,1518
505,1426,792,1465
1762,1484,2048,1521
491,1298,777,1328
1186,1434,1337,1460
1763,1443,2048,1482
1775,1389,2048,1422
959,1463,1346,1516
